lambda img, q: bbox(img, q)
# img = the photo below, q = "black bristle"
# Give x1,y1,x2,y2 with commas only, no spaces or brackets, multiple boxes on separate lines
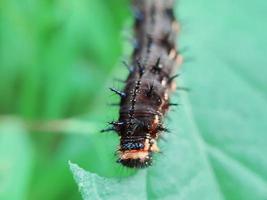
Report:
100,127,115,133
109,88,126,98
101,121,124,133
136,60,145,76
109,121,124,127
146,84,154,97
108,103,120,106
114,78,125,83
155,57,161,67
122,60,133,72
158,126,170,133
176,86,190,92
183,56,195,64
165,8,175,21
151,57,161,73
168,103,179,106
168,74,180,84
146,34,153,52
132,6,144,23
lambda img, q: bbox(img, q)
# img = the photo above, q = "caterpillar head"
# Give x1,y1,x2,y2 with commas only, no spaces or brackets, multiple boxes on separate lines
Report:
117,137,159,168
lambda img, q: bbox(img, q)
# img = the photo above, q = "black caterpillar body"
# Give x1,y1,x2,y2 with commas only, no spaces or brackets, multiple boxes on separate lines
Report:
103,0,182,168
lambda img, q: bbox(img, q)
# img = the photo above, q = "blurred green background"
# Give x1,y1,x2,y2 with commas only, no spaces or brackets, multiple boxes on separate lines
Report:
0,0,131,199
1,0,267,200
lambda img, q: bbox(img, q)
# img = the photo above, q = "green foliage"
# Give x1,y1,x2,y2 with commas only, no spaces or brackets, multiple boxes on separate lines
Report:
69,162,147,200
0,119,33,200
0,0,267,199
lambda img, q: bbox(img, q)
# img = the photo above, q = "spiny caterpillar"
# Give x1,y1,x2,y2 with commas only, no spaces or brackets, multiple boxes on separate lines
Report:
102,0,182,168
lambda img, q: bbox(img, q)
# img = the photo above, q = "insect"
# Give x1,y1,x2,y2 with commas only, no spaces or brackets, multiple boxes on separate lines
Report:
102,0,182,168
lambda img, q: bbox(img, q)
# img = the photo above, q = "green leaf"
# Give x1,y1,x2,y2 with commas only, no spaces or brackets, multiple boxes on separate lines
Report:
0,119,34,200
69,162,147,200
69,0,267,199
69,92,224,200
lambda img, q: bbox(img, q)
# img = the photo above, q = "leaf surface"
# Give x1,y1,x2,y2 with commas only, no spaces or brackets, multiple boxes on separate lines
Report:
70,0,267,199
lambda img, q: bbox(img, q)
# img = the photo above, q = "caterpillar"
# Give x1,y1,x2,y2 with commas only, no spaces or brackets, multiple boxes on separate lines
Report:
102,0,182,168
